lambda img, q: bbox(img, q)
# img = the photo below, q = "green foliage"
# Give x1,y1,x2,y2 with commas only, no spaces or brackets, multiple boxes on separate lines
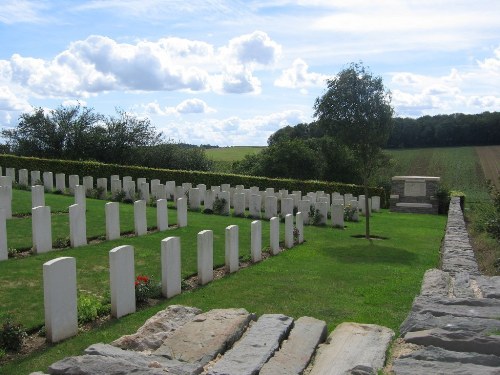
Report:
0,317,27,352
0,154,384,204
450,190,466,211
213,197,228,215
344,204,357,222
388,112,500,148
77,292,110,325
112,190,126,202
135,275,161,304
437,186,451,214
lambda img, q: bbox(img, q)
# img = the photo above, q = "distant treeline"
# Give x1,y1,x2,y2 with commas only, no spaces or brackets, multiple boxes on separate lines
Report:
270,111,500,149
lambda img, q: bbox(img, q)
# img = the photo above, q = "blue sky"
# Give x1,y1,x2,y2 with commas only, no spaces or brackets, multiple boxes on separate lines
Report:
1,0,499,146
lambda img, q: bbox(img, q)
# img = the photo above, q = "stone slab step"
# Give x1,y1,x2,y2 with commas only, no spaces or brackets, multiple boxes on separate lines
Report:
308,322,394,375
47,354,167,375
475,276,500,299
259,316,327,375
393,346,500,375
400,311,500,336
154,308,254,367
404,328,500,356
112,305,202,351
420,269,450,297
207,313,293,375
452,271,477,298
410,296,500,319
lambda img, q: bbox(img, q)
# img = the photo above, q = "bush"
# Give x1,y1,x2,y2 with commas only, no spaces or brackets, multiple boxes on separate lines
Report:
213,197,227,215
77,292,110,325
437,186,450,214
0,317,27,352
135,275,161,304
344,204,357,221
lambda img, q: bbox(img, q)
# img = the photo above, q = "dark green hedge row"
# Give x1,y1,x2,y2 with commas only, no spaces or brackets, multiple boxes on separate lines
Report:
0,154,385,204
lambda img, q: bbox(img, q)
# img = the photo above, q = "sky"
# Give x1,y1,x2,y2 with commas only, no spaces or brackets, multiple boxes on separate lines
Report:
0,0,499,146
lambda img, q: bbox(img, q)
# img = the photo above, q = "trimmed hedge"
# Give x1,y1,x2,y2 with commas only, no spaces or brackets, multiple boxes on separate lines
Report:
0,154,385,205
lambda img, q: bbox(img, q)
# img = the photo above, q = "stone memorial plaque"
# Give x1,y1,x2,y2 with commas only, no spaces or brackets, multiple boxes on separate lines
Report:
404,180,426,197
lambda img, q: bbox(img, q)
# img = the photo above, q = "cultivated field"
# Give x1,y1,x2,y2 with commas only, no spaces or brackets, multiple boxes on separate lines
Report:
475,145,500,190
380,147,491,203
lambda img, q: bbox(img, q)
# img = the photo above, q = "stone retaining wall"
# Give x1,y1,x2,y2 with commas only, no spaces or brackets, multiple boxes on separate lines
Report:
392,197,500,374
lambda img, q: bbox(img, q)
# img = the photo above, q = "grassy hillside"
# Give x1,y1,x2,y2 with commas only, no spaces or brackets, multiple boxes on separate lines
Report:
205,146,265,162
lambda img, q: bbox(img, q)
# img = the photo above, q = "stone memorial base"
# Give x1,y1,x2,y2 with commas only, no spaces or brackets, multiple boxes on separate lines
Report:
390,176,440,214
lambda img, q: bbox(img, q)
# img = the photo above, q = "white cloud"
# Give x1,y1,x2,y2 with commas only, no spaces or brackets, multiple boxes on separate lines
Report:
390,46,500,116
224,31,281,67
155,109,308,146
275,58,329,90
0,86,31,111
0,0,48,24
142,98,215,116
0,31,282,98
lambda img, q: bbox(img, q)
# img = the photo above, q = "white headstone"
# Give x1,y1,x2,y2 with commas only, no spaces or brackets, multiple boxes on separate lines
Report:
125,180,136,200
265,196,278,220
332,203,345,229
6,168,16,182
251,220,262,263
281,197,294,217
43,257,78,343
197,184,207,203
177,197,188,227
270,216,280,255
165,181,176,200
204,190,214,211
156,199,168,231
298,200,311,225
68,174,79,194
31,185,45,208
174,186,184,207
372,196,381,212
197,230,213,285
83,176,93,193
350,200,359,222
221,183,230,192
134,200,147,236
43,171,54,192
111,179,122,195
211,185,221,194
109,245,136,318
249,194,262,219
161,237,181,298
233,192,245,217
344,193,353,205
69,204,87,247
139,182,150,202
97,178,108,199
30,170,40,185
189,188,201,211
105,202,120,241
0,209,8,261
111,174,120,181
0,185,12,219
74,185,86,210
32,205,52,253
315,201,328,225
18,169,28,187
156,184,167,200
137,178,146,188
225,225,239,273
296,212,304,244
55,173,66,192
182,182,192,192
122,176,132,186
285,214,294,249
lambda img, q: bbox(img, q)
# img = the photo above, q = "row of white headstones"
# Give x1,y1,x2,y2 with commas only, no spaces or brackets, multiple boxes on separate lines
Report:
42,211,305,343
0,168,380,262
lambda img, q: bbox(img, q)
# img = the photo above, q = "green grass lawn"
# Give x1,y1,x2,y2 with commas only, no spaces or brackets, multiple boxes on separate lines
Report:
0,187,447,374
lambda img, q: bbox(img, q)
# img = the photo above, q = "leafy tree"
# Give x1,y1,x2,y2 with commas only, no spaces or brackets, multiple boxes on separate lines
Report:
314,62,394,239
2,105,103,159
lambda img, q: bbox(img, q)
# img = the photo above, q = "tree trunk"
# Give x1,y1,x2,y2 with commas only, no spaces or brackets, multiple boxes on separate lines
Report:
364,178,370,239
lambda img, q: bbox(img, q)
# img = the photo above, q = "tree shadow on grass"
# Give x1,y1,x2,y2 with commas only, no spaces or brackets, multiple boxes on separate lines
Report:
317,244,418,265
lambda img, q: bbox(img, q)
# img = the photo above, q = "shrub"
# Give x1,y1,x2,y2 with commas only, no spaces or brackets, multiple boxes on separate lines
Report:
293,226,300,244
437,185,450,214
0,317,27,352
135,275,161,304
112,190,126,202
213,197,227,215
344,204,357,221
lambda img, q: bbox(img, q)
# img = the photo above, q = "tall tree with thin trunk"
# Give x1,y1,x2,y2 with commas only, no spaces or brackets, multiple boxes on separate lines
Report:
314,62,394,239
